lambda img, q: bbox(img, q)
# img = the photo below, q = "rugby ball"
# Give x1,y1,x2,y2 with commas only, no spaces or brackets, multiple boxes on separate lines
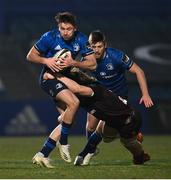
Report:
53,49,71,65
54,49,71,58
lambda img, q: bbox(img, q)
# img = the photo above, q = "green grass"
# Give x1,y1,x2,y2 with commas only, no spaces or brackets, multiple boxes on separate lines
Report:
0,135,171,179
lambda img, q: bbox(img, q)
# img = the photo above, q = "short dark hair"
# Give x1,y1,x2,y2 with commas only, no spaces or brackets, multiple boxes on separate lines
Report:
89,30,106,44
55,11,77,27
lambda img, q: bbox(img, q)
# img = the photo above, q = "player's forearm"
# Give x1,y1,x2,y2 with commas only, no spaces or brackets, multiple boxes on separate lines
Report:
136,70,149,96
26,47,47,65
27,52,47,65
72,59,97,71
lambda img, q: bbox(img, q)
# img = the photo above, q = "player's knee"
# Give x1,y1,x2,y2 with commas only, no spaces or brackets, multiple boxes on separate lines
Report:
67,96,80,109
86,115,99,132
71,98,80,110
86,122,97,132
102,131,117,143
103,135,116,143
87,126,96,132
102,125,118,143
74,96,80,106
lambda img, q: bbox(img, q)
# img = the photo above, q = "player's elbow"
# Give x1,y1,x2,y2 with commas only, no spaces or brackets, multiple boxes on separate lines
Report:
91,63,97,71
26,53,31,61
90,60,97,70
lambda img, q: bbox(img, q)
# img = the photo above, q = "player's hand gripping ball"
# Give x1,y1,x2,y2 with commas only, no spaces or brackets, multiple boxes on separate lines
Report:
53,49,71,65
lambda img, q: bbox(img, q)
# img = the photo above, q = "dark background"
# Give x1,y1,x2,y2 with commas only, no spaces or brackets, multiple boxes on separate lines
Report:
0,0,171,135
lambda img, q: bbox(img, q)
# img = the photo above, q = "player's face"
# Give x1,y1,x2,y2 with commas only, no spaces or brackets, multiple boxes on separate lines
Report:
91,42,105,60
59,23,76,41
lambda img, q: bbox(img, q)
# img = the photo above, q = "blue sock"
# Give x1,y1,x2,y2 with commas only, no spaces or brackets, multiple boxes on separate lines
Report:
79,132,102,158
40,137,56,157
59,122,72,145
86,130,93,140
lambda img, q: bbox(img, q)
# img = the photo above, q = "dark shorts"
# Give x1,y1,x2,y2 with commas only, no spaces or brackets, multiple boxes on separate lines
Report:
105,110,142,139
40,78,68,98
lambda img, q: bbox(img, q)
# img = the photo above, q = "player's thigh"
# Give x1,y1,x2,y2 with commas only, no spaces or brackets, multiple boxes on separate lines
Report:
102,123,118,143
56,89,79,108
86,113,99,131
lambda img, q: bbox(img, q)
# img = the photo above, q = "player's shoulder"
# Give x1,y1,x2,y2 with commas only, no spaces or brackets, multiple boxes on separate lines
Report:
106,47,125,62
106,47,124,56
74,31,88,41
41,29,59,40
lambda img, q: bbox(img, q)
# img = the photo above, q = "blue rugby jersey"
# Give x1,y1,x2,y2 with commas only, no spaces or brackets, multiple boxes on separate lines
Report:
92,48,133,98
34,29,93,78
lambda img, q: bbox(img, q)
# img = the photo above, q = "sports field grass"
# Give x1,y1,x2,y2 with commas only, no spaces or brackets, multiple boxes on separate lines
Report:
0,135,171,179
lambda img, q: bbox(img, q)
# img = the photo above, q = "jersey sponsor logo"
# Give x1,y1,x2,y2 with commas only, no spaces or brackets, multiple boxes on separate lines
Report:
73,43,80,51
102,74,117,79
100,72,106,76
106,63,114,70
54,45,62,50
99,72,117,79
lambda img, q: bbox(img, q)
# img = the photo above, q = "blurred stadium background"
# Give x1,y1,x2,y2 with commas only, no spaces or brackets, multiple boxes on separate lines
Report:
0,0,171,136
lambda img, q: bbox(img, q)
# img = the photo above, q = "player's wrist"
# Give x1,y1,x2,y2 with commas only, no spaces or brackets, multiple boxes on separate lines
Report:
42,58,48,65
71,60,79,67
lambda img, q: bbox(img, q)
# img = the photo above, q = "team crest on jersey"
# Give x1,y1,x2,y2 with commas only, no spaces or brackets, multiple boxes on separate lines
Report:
54,45,62,50
73,43,80,51
106,63,114,70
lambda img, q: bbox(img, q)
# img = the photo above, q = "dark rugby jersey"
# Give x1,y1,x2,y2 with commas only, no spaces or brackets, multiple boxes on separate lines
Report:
78,85,133,124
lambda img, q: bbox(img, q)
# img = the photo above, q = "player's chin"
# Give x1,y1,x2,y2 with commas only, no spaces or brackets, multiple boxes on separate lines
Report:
63,36,72,41
95,55,102,59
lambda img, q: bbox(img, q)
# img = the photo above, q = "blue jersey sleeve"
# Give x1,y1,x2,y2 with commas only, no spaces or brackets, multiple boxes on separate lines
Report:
120,53,134,70
79,34,94,57
34,32,51,54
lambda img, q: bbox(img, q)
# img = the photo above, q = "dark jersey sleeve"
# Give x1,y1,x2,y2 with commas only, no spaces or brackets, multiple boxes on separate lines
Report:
78,85,133,121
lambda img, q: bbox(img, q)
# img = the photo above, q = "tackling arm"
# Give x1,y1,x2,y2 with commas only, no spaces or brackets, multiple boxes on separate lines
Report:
59,53,97,71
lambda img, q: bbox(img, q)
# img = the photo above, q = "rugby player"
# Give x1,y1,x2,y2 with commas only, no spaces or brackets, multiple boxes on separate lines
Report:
85,30,153,148
27,11,96,165
31,67,150,167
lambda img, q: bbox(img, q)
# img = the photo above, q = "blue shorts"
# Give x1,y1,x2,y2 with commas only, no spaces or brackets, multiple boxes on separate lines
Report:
40,78,68,98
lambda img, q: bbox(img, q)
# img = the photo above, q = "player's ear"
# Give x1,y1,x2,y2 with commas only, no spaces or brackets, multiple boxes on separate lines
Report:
105,42,107,48
73,24,77,31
